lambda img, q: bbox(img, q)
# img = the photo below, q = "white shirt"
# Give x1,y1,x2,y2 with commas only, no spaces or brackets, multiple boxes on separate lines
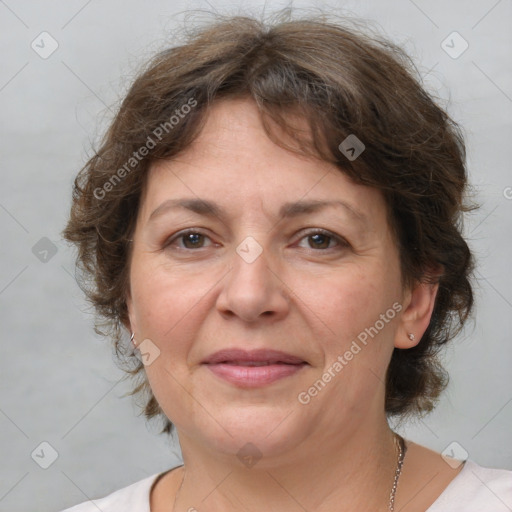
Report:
60,460,512,511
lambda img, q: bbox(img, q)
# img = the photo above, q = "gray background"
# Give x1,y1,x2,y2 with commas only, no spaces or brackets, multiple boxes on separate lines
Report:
0,0,511,511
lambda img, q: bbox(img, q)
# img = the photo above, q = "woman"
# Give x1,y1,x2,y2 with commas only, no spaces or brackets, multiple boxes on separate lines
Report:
60,13,512,512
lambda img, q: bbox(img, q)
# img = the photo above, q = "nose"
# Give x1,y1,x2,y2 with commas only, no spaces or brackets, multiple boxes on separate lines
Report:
215,241,290,323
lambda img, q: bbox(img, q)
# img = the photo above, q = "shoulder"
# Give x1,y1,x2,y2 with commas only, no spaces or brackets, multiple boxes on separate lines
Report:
427,459,512,512
58,473,161,512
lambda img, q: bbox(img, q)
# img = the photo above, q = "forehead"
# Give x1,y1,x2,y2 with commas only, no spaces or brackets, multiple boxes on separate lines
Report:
139,98,387,225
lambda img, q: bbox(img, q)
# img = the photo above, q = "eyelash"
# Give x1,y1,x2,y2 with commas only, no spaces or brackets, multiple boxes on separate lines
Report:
164,228,349,252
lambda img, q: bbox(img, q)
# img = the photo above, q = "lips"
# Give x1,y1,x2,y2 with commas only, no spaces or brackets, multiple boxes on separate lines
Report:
202,348,308,388
201,348,306,366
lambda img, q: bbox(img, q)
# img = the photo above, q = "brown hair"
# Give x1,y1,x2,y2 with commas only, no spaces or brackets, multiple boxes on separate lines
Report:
63,12,475,434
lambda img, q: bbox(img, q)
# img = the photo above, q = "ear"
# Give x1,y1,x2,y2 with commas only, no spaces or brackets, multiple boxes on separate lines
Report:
123,287,137,337
395,279,439,349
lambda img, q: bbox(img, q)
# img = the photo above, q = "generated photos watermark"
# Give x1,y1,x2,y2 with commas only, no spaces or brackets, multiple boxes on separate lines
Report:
93,97,197,200
298,301,403,405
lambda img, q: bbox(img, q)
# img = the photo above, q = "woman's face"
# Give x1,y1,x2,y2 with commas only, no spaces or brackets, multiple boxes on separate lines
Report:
127,98,413,460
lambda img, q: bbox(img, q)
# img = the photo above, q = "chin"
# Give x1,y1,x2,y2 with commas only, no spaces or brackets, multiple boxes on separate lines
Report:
179,405,309,464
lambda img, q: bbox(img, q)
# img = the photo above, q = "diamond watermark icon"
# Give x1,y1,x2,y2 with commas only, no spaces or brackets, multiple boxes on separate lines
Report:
134,338,161,366
31,32,59,59
237,442,263,468
441,441,469,469
31,441,59,469
441,32,469,59
32,237,58,263
338,134,365,161
236,236,263,264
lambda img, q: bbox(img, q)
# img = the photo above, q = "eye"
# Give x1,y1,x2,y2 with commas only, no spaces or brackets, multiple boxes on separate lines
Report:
164,228,349,252
296,229,349,251
165,229,214,250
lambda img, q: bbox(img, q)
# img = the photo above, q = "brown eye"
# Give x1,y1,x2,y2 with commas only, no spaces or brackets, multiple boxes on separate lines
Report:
297,229,349,251
307,233,332,249
166,230,213,250
181,232,206,248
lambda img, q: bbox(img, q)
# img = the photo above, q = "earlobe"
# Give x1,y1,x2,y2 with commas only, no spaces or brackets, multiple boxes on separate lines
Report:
395,280,439,349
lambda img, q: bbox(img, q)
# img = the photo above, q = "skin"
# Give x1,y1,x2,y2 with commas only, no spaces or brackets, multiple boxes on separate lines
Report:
126,98,463,511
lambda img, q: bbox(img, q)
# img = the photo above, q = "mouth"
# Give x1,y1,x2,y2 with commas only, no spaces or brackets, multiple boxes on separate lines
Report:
202,348,307,365
218,361,299,366
202,348,308,388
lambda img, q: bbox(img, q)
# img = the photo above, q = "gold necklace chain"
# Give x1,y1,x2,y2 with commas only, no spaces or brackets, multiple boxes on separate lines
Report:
172,433,407,511
389,433,407,511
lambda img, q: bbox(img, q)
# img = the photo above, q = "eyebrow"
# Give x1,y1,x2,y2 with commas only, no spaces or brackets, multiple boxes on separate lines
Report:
148,198,367,225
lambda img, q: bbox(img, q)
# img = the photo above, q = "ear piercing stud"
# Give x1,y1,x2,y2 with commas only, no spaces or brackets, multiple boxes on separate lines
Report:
130,332,136,346
408,333,415,341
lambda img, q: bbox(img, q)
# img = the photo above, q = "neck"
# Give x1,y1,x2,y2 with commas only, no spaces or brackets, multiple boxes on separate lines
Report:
172,416,399,512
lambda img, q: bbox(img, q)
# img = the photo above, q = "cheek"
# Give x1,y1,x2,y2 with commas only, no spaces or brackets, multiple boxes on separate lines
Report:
298,265,398,338
299,264,401,396
129,257,212,338
128,261,204,418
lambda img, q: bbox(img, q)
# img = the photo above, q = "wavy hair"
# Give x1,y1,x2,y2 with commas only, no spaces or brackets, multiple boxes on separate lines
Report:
63,12,475,433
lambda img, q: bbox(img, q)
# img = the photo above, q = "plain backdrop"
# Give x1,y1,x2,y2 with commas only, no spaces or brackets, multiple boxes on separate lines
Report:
0,1,511,511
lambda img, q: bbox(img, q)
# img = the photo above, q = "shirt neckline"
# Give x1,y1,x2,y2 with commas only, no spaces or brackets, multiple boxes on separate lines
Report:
145,464,185,511
142,461,472,511
424,459,472,511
